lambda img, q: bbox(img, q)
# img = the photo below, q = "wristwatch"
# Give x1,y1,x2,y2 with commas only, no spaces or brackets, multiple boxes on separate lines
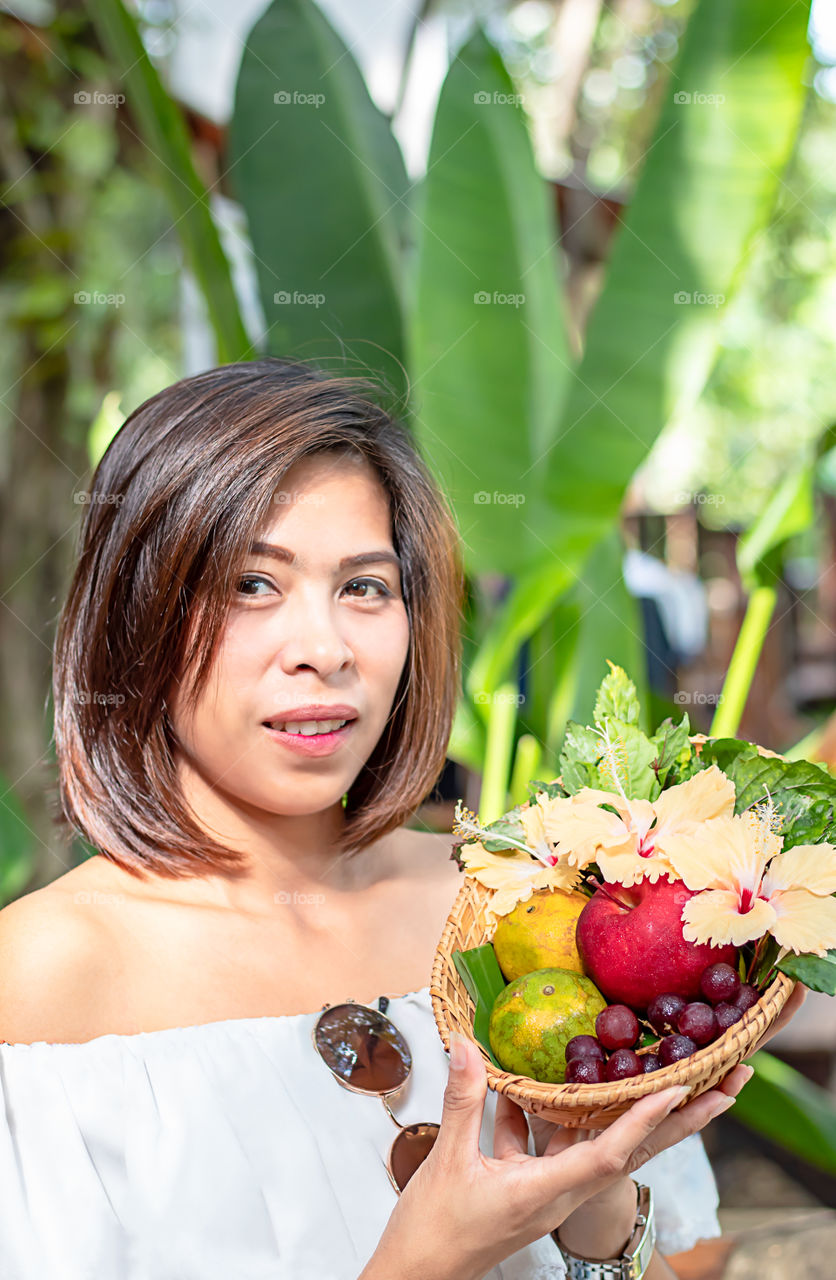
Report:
550,1183,656,1280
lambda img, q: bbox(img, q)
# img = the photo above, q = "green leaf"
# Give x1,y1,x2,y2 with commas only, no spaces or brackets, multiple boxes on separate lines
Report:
480,810,527,853
735,1051,836,1175
692,740,836,847
527,778,567,801
539,0,810,562
737,463,815,592
598,719,659,802
564,535,648,736
0,776,35,905
410,27,570,575
452,944,507,1068
650,713,692,787
87,0,250,363
594,662,641,729
228,0,408,398
467,558,576,699
778,949,836,995
558,721,605,795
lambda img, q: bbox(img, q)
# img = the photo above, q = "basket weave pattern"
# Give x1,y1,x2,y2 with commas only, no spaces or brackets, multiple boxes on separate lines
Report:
430,872,795,1129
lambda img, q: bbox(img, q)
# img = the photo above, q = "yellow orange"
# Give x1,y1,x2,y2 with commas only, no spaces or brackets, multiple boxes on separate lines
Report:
492,887,588,982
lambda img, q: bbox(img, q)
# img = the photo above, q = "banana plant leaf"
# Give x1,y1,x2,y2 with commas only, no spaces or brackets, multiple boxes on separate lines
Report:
228,0,409,401
452,944,506,1069
409,28,571,576
0,775,35,906
87,0,250,363
735,1051,836,1176
474,0,810,693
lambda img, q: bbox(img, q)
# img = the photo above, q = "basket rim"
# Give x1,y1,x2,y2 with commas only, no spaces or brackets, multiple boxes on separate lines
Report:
482,970,793,1100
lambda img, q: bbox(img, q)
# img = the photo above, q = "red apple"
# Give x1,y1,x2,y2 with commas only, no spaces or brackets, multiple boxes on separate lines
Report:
576,876,737,1010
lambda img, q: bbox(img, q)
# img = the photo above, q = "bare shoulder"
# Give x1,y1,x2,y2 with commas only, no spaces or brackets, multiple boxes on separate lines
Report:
392,826,464,899
0,862,121,1045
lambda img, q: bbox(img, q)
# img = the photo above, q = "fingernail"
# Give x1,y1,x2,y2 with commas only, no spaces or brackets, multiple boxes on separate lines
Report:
708,1095,736,1118
740,1065,754,1084
449,1031,468,1070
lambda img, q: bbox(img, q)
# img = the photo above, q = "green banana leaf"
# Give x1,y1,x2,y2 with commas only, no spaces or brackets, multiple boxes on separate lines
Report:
228,0,409,401
564,531,648,732
737,463,815,592
0,775,35,905
735,1050,836,1176
409,28,571,575
87,0,250,363
543,0,809,540
477,0,810,692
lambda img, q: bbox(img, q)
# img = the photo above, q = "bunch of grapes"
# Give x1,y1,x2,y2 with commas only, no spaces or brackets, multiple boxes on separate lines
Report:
565,963,758,1083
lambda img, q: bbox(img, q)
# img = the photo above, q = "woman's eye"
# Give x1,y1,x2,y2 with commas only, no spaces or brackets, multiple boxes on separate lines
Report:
236,575,274,597
342,577,391,600
235,575,393,600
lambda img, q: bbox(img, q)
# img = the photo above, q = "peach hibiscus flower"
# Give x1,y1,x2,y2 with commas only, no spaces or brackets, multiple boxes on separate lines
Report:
666,802,836,957
538,764,736,888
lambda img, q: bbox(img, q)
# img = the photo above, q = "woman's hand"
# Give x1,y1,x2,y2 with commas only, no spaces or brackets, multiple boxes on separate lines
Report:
363,1035,747,1280
520,1061,751,1267
519,980,809,1269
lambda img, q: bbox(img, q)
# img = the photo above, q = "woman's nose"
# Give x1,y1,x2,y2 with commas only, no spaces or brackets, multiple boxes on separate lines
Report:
275,594,354,676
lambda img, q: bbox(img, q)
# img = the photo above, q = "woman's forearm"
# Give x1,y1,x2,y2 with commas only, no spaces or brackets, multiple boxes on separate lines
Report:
553,1175,638,1258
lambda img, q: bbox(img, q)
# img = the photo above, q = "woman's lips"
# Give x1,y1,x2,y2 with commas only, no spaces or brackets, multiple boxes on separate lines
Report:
261,719,356,757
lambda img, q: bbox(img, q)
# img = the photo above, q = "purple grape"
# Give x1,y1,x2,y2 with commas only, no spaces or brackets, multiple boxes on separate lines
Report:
734,983,759,1012
596,1005,640,1051
646,993,686,1036
565,1035,605,1063
700,962,741,1005
565,1057,606,1084
659,1034,697,1066
677,1002,718,1046
605,1049,643,1081
642,1053,662,1073
715,1002,745,1032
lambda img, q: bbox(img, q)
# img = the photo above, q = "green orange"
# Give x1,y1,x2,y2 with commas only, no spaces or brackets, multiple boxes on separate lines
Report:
489,967,607,1083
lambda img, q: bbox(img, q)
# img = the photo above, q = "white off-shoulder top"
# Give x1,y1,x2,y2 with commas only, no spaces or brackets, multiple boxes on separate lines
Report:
0,984,721,1280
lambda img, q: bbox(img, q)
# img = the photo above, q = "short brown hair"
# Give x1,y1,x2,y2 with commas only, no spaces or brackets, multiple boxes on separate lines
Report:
52,358,465,879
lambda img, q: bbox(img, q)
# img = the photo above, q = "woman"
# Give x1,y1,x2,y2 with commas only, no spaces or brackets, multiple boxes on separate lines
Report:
0,358,801,1279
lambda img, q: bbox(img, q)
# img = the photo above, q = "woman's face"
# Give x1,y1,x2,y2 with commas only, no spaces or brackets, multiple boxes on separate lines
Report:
171,452,410,821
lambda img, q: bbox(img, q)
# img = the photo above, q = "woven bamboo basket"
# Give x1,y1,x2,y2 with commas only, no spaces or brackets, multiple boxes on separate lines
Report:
430,735,796,1128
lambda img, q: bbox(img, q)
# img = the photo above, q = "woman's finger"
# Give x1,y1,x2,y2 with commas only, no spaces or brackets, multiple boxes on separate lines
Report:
524,1085,690,1203
493,1091,531,1159
619,1072,752,1176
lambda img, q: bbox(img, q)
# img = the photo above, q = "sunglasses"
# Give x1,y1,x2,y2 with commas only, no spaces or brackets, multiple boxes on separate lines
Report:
312,998,440,1193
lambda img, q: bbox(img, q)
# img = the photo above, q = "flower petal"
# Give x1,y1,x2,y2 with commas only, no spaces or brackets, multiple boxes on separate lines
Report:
596,848,678,889
681,889,777,948
653,764,736,831
541,796,634,867
768,888,836,957
762,844,836,897
459,841,580,919
664,815,752,891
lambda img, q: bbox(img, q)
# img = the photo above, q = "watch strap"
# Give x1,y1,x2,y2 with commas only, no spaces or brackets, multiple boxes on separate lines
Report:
551,1184,655,1280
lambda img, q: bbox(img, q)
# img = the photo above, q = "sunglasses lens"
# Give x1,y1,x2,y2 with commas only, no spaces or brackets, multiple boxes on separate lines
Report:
314,1004,411,1093
389,1123,439,1192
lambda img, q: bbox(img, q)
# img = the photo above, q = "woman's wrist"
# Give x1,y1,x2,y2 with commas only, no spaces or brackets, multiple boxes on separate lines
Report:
554,1175,640,1261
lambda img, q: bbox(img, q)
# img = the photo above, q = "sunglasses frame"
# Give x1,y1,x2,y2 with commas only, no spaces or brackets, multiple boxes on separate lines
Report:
311,998,439,1195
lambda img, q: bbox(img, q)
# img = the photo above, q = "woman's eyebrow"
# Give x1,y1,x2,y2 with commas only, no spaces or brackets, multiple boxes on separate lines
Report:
249,542,402,572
